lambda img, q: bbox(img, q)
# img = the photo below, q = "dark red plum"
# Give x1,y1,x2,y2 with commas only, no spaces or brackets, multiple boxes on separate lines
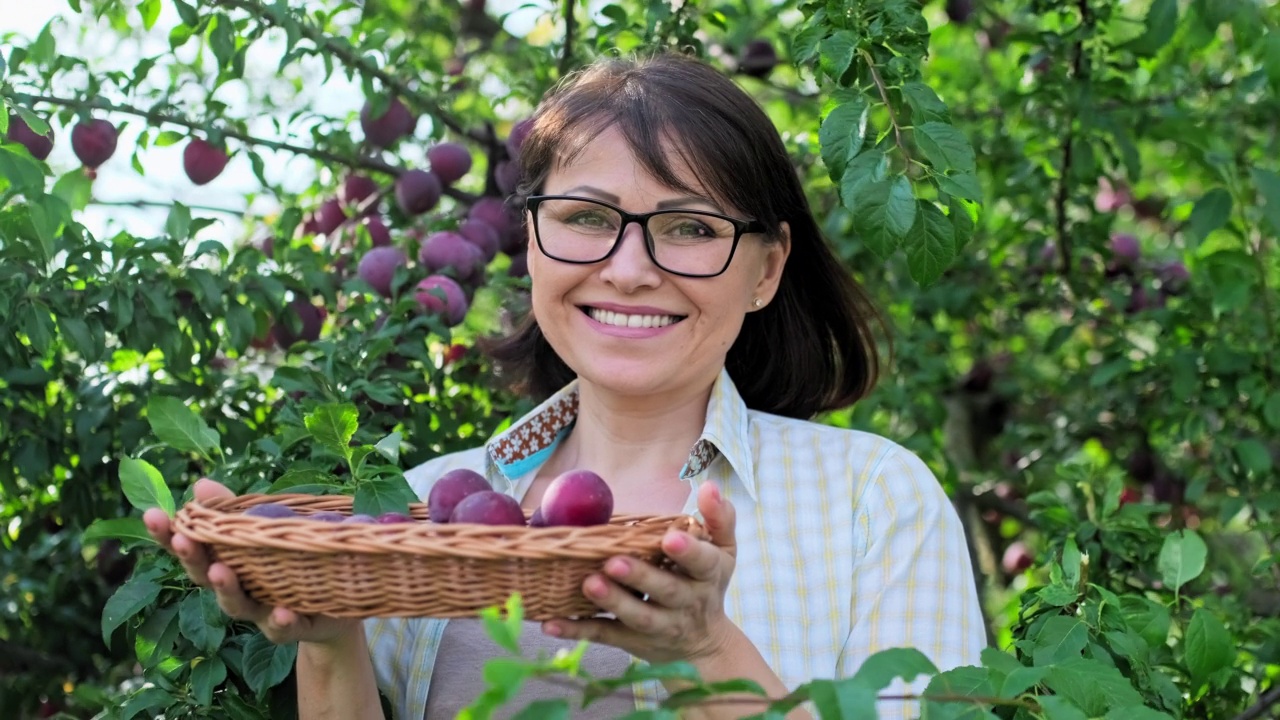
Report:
414,275,469,326
738,40,777,79
495,160,521,194
358,246,408,297
360,97,417,148
340,174,380,211
396,170,443,215
71,118,119,168
183,138,229,185
313,198,348,236
427,142,473,184
468,197,515,237
244,503,299,519
7,115,54,160
506,118,535,158
527,507,547,527
458,219,501,262
539,470,613,527
419,231,485,281
449,491,526,526
428,468,492,523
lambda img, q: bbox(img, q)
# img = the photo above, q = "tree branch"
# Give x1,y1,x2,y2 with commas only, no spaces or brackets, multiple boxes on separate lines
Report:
559,0,576,77
91,198,255,216
1233,684,1280,720
1054,0,1093,279
4,91,479,205
215,0,487,145
860,49,912,167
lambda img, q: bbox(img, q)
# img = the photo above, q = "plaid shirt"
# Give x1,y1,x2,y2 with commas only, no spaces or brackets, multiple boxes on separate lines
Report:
365,369,987,719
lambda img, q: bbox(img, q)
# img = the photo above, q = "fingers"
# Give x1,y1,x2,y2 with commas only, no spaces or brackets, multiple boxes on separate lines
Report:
543,616,629,647
171,532,213,586
207,562,271,625
662,530,729,582
695,482,736,555
193,477,235,503
602,556,694,608
142,508,174,550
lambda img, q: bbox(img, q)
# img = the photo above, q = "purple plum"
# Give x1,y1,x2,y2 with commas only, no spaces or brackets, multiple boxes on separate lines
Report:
428,469,492,523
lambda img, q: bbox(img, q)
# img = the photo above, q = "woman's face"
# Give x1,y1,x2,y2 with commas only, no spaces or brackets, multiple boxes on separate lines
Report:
526,124,790,403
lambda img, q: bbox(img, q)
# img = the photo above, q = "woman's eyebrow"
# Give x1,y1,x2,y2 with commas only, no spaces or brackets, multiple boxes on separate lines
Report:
558,185,720,211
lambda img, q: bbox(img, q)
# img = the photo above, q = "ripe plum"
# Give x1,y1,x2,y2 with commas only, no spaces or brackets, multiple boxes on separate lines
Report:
428,469,492,523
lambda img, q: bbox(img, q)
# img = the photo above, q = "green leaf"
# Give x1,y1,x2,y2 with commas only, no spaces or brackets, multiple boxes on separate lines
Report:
1033,616,1089,666
1184,188,1232,246
853,175,916,258
936,172,983,201
510,699,570,720
818,30,858,80
118,687,171,720
179,589,226,653
901,81,951,123
1038,696,1088,720
839,149,888,212
904,200,956,285
1103,708,1176,720
806,678,877,720
147,395,220,456
120,457,176,516
1043,658,1144,716
267,468,341,494
1184,609,1234,683
135,605,179,669
1061,537,1082,588
1120,596,1171,649
819,98,869,180
791,23,826,65
51,169,93,211
849,647,937,690
139,0,161,30
1254,167,1280,234
242,631,297,697
1128,0,1180,56
913,122,976,174
101,576,162,644
1264,393,1280,431
304,403,359,461
922,666,996,713
0,145,47,189
1235,438,1273,474
374,432,402,463
1158,529,1207,590
353,476,419,516
173,0,199,25
166,201,192,241
190,656,227,706
1000,666,1050,698
83,517,154,547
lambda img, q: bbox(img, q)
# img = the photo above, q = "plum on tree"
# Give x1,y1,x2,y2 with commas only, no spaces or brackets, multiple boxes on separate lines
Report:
419,231,485,281
416,273,472,325
71,118,119,169
357,246,408,297
360,97,417,148
272,298,327,348
1001,541,1033,574
506,118,535,157
340,174,380,211
738,40,778,79
1108,232,1141,271
508,250,529,278
426,142,473,184
6,115,54,160
427,468,492,522
354,215,392,247
468,196,515,237
945,0,977,24
458,219,501,262
395,170,443,215
539,470,613,527
313,198,349,236
449,490,526,526
1094,177,1131,213
495,159,521,194
183,138,229,185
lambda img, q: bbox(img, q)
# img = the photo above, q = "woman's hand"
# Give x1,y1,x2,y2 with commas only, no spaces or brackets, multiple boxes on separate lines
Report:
541,482,741,664
142,478,360,647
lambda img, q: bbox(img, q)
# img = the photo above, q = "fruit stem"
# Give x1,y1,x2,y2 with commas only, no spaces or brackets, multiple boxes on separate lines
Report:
858,48,911,168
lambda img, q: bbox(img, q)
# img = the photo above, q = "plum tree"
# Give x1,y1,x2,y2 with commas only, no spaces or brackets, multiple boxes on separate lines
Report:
395,169,443,215
426,142,473,184
360,97,417,148
449,490,526,525
427,468,492,522
419,231,485,281
357,246,408,297
70,118,118,169
6,115,54,160
313,198,348,236
738,40,778,79
1108,232,1141,271
182,138,229,185
539,470,613,527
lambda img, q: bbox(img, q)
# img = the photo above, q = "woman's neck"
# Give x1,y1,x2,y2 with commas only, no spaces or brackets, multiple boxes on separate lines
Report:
546,380,713,487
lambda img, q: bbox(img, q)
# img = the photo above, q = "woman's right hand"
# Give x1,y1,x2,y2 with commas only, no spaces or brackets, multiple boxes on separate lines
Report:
142,478,361,646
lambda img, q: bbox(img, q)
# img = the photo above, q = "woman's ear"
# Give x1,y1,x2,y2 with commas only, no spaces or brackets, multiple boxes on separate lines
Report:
754,222,791,305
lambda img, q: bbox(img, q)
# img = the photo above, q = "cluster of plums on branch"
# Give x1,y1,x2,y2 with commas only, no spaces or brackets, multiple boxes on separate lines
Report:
241,469,615,528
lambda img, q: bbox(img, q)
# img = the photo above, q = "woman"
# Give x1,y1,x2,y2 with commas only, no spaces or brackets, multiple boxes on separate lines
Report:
145,51,986,719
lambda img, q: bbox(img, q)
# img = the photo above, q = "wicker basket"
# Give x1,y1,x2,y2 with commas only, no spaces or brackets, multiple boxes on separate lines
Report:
173,493,707,620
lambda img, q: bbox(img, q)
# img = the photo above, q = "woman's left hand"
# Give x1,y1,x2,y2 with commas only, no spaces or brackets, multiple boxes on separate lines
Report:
541,482,741,664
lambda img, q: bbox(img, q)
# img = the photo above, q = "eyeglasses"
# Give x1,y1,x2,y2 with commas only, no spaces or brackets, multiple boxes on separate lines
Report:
525,195,768,278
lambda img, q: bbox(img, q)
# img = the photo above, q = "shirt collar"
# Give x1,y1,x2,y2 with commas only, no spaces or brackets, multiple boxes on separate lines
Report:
483,368,758,502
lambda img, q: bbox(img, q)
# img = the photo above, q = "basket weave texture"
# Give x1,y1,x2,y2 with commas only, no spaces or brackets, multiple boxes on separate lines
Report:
174,494,706,620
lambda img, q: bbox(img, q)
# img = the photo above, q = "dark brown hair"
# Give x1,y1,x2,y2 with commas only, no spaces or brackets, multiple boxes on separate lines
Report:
485,51,887,419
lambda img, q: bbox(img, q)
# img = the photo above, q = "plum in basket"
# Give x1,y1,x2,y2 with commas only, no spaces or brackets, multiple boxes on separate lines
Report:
344,513,376,523
309,511,346,523
449,491,526,526
375,512,415,524
539,470,613,527
244,503,299,519
428,469,492,523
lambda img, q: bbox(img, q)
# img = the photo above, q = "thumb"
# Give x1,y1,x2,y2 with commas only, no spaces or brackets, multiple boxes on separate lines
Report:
194,478,235,503
696,482,736,555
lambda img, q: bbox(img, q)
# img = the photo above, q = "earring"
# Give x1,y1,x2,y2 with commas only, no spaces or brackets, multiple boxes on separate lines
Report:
752,298,764,308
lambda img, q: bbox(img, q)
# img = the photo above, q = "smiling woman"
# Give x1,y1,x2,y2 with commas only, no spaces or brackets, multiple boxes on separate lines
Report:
143,50,986,720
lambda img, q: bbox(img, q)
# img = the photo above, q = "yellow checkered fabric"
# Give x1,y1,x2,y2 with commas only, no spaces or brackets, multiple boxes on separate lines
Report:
365,369,987,719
